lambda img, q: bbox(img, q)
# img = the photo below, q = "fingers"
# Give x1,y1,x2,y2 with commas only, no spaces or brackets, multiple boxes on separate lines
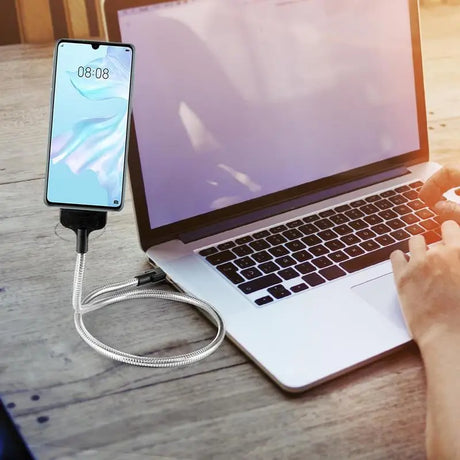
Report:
434,200,460,224
419,166,460,206
408,234,427,262
390,249,408,278
441,220,460,247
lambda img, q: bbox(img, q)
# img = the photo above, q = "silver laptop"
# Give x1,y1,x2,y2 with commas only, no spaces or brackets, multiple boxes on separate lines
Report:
104,0,442,391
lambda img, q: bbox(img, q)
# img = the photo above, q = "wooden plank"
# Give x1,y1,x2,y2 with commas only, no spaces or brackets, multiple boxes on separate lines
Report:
15,0,54,43
64,0,90,39
0,0,21,45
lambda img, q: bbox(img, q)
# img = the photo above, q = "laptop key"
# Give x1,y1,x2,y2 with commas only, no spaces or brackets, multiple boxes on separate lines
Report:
407,199,425,211
253,250,273,263
235,256,256,269
375,199,392,210
278,267,299,280
275,256,296,268
241,267,263,280
269,245,289,257
239,274,282,294
292,250,313,262
359,240,380,252
406,224,424,235
235,235,253,245
302,272,326,287
309,245,329,257
401,213,420,224
371,223,391,235
356,229,375,240
233,244,253,257
285,240,306,252
255,296,273,306
395,185,410,193
325,239,345,251
199,247,218,257
387,218,405,230
291,283,308,293
403,190,419,200
330,214,349,225
380,190,396,198
302,235,322,246
394,205,412,215
365,194,381,203
303,214,320,223
319,209,335,217
379,209,398,220
390,229,410,241
375,234,395,246
267,285,292,299
318,229,337,241
206,250,236,265
299,223,319,235
364,214,383,225
312,256,333,269
334,224,354,235
341,234,360,246
286,219,304,228
349,219,368,231
253,230,270,239
315,218,334,229
267,234,287,245
389,195,408,205
423,231,441,245
319,265,346,281
409,180,424,188
335,204,351,213
345,209,365,219
350,199,366,207
340,239,410,273
420,219,439,231
360,204,379,215
328,251,348,263
217,262,245,284
218,241,236,250
250,239,270,251
259,261,279,274
296,261,316,274
416,208,434,219
270,224,288,234
344,245,365,257
283,229,303,240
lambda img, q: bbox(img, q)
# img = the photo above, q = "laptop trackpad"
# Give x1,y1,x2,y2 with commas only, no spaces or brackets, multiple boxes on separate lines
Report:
351,273,408,331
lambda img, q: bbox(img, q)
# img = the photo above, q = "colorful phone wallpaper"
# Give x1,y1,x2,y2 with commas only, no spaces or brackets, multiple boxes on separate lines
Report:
47,42,133,208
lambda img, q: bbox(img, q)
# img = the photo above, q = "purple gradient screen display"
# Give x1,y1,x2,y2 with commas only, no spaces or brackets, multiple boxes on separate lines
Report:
119,0,420,230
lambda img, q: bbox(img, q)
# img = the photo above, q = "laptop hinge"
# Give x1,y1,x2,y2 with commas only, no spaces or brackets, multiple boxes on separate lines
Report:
179,166,411,243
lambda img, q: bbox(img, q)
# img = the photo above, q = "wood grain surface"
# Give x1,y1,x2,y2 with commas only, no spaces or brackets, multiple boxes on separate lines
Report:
0,6,459,459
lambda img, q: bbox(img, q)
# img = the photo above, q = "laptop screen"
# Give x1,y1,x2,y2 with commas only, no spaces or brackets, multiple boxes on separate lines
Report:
118,0,420,231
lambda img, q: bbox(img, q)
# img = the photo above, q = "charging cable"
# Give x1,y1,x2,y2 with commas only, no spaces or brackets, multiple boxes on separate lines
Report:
61,209,226,367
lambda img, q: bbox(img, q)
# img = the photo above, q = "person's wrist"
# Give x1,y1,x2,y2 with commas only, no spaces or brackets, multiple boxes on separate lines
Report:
416,326,459,360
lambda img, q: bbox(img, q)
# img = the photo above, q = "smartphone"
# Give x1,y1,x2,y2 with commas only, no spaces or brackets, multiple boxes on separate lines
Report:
45,39,134,211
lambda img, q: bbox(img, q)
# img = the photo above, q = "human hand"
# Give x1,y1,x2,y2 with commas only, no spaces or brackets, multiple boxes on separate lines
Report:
390,220,460,351
419,166,460,223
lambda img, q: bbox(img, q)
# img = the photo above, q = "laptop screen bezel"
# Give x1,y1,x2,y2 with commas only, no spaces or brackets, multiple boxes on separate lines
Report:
105,0,428,251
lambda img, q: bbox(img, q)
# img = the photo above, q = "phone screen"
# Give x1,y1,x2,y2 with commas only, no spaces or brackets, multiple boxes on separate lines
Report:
45,40,134,210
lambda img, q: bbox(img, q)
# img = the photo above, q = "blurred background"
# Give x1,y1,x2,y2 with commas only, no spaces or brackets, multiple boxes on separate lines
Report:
1,0,460,46
0,0,104,45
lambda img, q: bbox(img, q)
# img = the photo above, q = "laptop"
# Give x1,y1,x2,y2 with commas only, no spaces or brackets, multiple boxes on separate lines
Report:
104,0,442,391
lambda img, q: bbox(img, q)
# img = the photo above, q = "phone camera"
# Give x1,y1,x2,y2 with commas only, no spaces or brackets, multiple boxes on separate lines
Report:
91,44,99,50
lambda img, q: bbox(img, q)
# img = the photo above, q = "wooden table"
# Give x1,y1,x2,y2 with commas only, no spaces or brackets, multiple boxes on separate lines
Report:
1,6,459,459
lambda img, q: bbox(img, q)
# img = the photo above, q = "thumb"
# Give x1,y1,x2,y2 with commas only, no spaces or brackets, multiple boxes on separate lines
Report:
434,200,460,224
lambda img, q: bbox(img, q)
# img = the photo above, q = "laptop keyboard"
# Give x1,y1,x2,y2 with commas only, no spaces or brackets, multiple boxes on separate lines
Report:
197,181,442,306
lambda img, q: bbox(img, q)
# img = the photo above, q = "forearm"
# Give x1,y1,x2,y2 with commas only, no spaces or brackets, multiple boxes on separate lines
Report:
419,333,460,460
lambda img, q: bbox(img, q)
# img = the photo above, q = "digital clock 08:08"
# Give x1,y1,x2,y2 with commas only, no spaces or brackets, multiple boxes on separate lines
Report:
77,66,110,79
